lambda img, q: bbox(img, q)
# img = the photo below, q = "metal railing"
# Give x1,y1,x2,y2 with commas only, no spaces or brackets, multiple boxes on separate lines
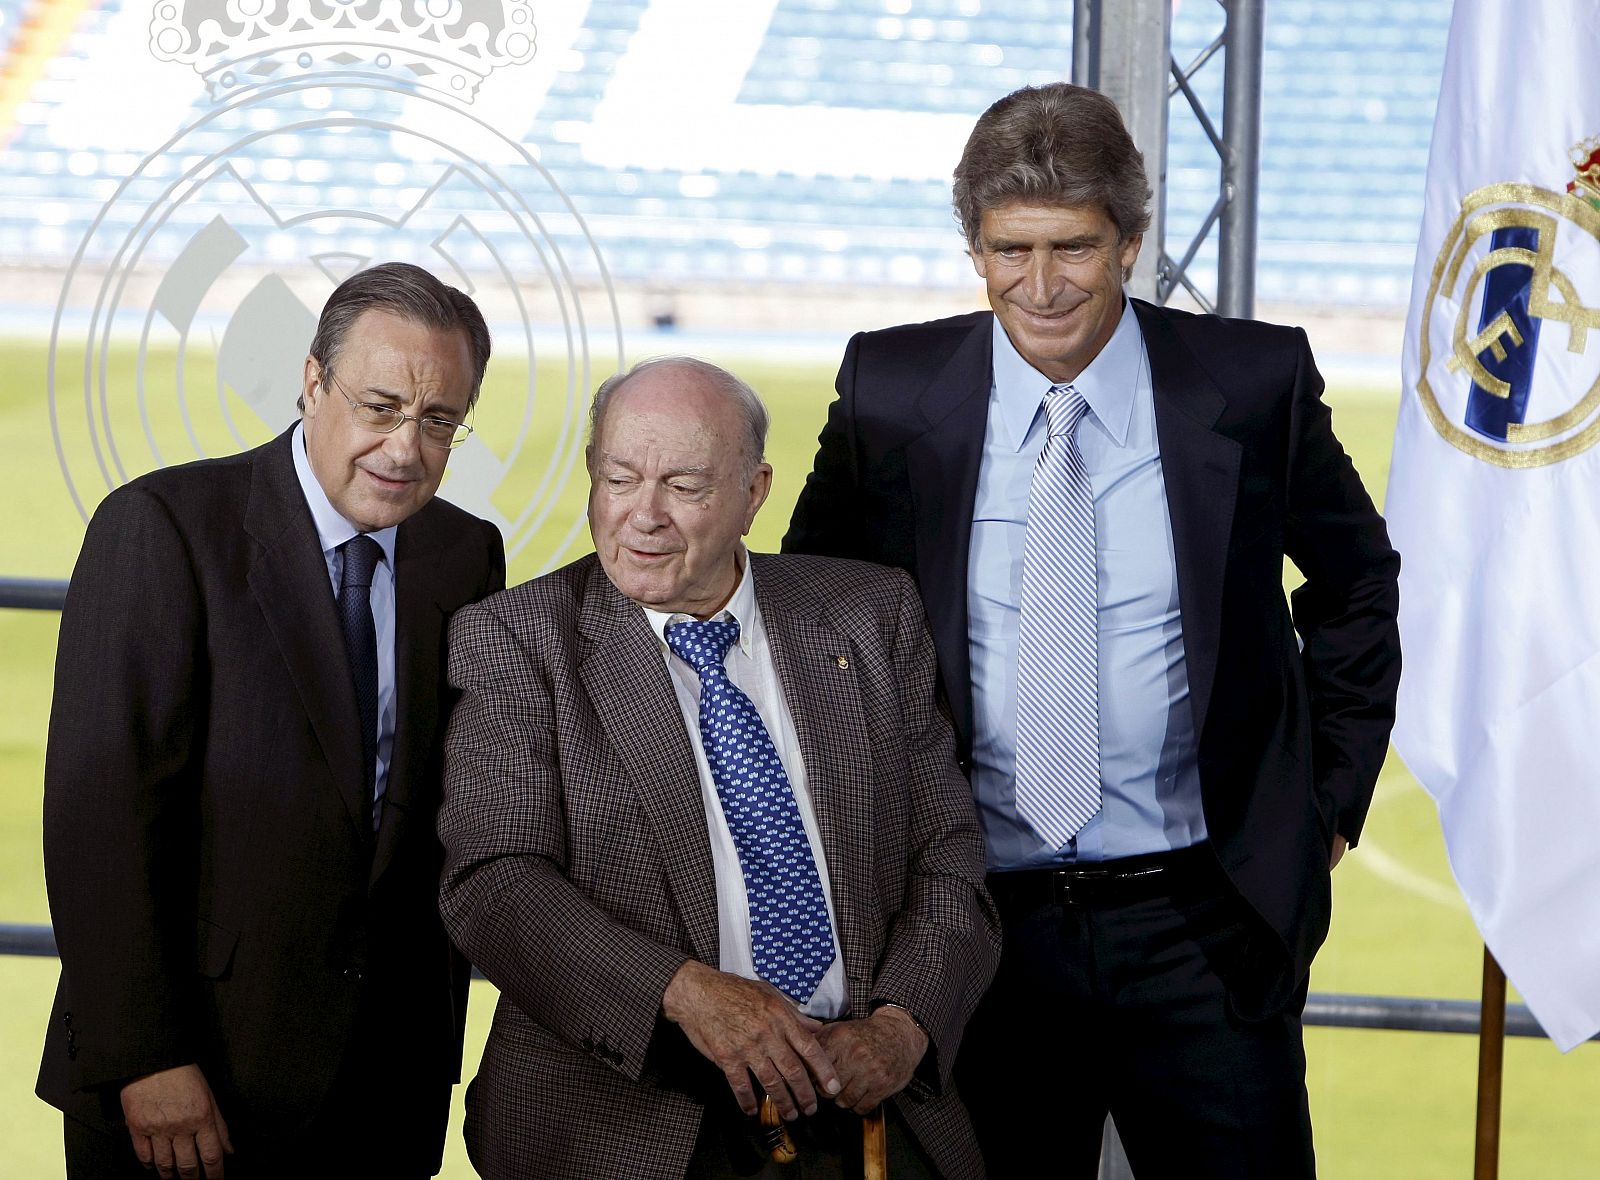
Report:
10,572,1599,1044
0,918,1589,1042
1,577,69,610
1,924,58,957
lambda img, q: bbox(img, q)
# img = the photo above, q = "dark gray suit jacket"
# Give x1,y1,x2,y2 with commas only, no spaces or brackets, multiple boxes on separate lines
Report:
439,552,1001,1179
38,426,504,1167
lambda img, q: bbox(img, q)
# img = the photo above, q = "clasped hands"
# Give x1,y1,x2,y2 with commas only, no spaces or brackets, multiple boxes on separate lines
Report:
662,959,927,1121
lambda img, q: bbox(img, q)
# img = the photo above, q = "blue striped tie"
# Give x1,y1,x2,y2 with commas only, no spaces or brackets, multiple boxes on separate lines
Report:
1014,383,1101,849
665,619,836,1003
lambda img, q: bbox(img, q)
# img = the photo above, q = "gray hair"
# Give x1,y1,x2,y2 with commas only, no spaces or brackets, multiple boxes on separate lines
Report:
953,82,1153,248
302,261,492,411
588,356,770,478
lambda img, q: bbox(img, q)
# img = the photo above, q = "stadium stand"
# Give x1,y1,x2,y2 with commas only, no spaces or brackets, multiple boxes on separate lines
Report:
0,0,1450,308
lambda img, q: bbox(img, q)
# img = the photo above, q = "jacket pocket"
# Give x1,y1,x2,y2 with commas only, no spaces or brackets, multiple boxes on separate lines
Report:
197,917,240,980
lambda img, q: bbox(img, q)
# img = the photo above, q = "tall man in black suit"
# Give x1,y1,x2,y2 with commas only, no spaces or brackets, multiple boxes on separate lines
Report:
784,83,1402,1177
38,262,505,1178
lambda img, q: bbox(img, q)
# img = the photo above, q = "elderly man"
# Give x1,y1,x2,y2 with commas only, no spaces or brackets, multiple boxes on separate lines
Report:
438,356,999,1179
784,83,1402,1177
39,262,505,1178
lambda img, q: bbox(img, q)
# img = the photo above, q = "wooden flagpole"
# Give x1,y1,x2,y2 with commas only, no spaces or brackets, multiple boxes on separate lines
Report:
1473,946,1507,1180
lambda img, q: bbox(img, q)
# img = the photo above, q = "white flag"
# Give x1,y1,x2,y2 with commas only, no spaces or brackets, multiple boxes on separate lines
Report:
1388,0,1600,1051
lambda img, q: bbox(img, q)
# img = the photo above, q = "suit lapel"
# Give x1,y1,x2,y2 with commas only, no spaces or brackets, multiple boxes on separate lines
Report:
904,315,992,746
751,556,874,989
244,429,370,842
575,562,721,967
372,519,445,883
1135,300,1241,743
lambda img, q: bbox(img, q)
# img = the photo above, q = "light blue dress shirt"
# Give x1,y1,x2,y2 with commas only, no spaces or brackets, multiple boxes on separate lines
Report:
968,301,1206,869
292,423,398,829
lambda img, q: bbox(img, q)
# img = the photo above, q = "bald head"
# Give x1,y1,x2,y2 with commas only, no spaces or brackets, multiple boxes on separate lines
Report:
586,357,774,618
589,357,770,482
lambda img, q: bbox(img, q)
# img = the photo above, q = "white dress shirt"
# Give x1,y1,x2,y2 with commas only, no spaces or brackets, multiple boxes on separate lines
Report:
642,552,847,1018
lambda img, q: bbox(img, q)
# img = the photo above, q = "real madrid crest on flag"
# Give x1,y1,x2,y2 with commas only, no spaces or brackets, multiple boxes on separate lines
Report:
48,0,622,566
1413,139,1600,468
1388,0,1600,1053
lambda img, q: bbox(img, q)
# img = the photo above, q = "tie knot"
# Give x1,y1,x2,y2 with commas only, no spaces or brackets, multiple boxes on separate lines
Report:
1043,383,1089,438
340,534,383,591
665,618,740,674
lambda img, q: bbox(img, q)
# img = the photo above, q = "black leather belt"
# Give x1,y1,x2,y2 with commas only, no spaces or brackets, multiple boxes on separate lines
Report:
987,843,1217,911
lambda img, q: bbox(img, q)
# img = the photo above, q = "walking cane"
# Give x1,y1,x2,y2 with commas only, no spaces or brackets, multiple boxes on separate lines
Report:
862,1107,888,1180
759,1095,888,1176
759,1096,798,1164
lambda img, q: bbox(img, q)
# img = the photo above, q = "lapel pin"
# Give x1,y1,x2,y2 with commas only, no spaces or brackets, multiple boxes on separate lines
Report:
835,655,849,669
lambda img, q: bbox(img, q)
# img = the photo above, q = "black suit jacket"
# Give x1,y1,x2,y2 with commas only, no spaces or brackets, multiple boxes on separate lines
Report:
37,427,504,1164
783,301,1401,1012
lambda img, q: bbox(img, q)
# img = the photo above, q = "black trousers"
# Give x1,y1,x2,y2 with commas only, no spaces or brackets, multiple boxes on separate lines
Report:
65,1102,438,1180
957,848,1315,1180
63,983,445,1180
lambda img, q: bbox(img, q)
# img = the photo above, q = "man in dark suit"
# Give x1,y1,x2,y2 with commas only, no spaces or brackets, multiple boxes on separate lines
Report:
438,357,1000,1178
784,83,1402,1177
39,262,505,1178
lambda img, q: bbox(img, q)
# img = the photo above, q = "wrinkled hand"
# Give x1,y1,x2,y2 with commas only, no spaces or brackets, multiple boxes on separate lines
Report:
662,960,841,1120
816,1006,928,1115
121,1063,232,1179
1330,834,1348,870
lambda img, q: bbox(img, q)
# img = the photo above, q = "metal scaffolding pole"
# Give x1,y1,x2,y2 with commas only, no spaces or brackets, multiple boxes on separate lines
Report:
1078,0,1265,318
1218,0,1264,317
1074,0,1169,304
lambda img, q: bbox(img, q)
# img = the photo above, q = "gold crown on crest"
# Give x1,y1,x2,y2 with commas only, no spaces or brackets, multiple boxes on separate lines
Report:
149,0,536,103
1568,135,1600,209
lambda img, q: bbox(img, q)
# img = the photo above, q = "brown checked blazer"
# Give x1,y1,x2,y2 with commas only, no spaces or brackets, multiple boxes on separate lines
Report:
38,427,504,1169
438,551,1001,1180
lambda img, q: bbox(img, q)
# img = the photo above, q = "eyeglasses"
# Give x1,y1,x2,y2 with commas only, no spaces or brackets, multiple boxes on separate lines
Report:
323,373,475,450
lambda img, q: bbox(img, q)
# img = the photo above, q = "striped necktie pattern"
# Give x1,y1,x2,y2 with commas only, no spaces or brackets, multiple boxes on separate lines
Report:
1013,383,1102,850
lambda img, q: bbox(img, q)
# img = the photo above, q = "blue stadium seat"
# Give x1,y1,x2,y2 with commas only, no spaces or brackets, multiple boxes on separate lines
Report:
0,0,1451,307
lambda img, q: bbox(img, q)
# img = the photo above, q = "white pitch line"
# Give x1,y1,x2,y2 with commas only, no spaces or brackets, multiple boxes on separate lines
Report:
1349,835,1468,911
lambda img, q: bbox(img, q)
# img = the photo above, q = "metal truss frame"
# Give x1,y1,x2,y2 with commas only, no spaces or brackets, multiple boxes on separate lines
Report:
1074,0,1264,318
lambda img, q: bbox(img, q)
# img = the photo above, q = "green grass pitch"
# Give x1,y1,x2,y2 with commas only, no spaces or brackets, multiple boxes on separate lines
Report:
1,338,1595,1178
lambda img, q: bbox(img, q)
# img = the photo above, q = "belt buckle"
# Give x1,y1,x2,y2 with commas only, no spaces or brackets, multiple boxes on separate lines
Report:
1049,870,1078,908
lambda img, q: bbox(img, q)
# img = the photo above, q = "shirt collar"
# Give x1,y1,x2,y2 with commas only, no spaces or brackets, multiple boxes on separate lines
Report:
990,298,1141,452
642,546,757,658
291,422,398,568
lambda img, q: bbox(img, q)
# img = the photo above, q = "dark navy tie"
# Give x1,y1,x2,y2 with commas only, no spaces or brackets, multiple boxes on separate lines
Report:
337,534,382,835
665,618,836,1002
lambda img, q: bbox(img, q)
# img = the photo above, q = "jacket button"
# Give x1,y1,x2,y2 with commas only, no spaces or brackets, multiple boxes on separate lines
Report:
343,968,363,983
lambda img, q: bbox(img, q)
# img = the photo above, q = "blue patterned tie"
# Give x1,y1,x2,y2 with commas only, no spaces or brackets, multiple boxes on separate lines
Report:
1014,383,1101,849
665,618,836,1002
337,534,382,835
